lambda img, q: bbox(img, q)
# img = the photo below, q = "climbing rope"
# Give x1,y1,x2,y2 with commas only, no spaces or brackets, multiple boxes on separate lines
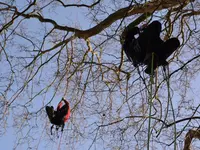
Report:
57,131,63,150
147,52,155,150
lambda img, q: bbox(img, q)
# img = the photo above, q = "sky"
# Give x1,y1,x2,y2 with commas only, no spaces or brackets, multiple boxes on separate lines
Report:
1,0,200,150
0,1,91,149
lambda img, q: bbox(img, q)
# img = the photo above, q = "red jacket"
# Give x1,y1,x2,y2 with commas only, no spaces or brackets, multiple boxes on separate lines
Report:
57,99,70,122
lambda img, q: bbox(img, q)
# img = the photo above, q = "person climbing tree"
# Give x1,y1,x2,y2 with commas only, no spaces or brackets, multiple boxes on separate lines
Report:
122,20,180,74
46,98,70,135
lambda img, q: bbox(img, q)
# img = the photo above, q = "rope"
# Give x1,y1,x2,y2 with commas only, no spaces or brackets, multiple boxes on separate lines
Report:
165,65,177,150
147,52,154,150
63,41,74,99
36,120,47,150
63,73,68,98
57,131,63,150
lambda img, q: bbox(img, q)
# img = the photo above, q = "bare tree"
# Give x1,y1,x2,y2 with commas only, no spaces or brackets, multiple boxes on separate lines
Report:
0,0,200,149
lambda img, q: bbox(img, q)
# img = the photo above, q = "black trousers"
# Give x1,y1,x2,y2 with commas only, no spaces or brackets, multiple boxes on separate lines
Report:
46,105,68,126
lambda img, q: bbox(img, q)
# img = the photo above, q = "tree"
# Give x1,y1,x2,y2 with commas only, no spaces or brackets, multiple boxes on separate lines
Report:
0,0,200,149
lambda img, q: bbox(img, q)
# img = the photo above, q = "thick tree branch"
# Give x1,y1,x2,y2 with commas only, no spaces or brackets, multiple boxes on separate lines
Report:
17,12,82,33
183,129,200,150
15,0,192,39
77,0,192,38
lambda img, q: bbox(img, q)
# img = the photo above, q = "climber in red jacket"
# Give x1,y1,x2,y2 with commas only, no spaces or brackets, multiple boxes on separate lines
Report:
46,98,70,135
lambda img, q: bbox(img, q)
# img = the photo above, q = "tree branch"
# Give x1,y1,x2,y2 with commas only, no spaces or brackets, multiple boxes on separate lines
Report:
56,0,101,8
15,0,192,39
183,129,200,150
77,0,192,38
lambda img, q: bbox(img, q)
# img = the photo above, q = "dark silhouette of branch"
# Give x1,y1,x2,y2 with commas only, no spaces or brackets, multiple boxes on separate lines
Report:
99,115,200,128
56,0,101,8
12,0,193,39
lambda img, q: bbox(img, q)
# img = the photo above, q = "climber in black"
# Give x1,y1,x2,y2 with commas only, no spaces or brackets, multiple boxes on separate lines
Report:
46,98,70,135
122,20,180,74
